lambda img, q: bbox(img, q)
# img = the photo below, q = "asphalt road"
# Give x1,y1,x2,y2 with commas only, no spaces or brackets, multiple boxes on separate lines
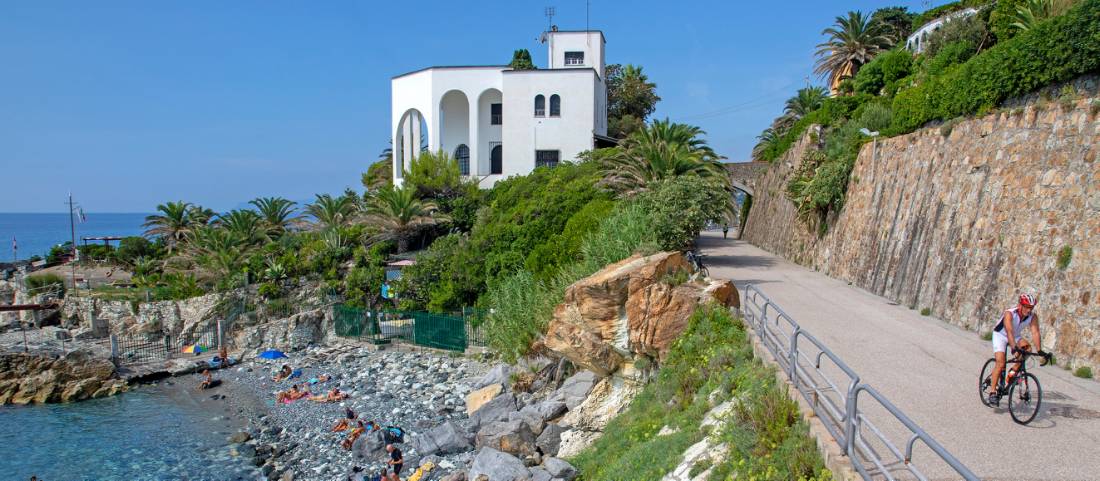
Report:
699,231,1100,481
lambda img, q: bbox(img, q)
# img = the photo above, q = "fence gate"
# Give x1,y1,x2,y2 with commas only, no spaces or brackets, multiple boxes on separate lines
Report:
411,311,467,352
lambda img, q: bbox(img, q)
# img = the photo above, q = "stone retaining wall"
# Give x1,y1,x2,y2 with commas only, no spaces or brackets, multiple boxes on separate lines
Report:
743,78,1100,372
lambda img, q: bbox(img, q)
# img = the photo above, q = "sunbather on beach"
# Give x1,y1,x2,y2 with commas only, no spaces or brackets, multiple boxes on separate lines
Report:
341,421,366,450
276,384,309,403
273,364,293,382
198,369,218,390
310,387,349,403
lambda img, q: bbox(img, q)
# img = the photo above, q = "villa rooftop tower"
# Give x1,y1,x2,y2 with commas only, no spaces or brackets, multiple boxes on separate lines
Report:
390,29,608,188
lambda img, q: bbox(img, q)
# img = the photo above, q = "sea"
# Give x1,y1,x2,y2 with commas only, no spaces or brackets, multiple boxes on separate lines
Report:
0,382,260,480
0,213,149,261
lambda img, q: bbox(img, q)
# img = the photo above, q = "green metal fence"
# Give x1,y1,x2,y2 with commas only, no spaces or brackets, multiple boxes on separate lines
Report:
333,305,485,352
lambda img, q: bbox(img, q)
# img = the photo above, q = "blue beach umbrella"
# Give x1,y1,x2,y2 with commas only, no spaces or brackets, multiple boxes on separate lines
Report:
257,349,287,359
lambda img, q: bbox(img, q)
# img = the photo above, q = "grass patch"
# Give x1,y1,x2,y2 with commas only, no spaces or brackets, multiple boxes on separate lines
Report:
981,331,993,341
920,307,932,316
1056,246,1073,270
1074,366,1093,379
571,305,830,481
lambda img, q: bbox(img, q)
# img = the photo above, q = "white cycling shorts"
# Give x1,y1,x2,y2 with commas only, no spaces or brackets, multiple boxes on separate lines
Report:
991,331,1018,354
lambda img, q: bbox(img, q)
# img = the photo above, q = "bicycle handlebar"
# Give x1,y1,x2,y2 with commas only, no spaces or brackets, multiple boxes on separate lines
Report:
1010,349,1052,366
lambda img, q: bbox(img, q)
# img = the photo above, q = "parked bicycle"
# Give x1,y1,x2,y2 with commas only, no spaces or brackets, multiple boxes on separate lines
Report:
685,250,709,278
978,349,1051,424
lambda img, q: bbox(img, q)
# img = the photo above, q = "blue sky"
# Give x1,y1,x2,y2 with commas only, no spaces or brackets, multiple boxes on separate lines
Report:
1,0,931,213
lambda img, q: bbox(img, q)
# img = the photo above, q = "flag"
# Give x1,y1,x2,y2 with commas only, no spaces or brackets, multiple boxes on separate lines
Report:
79,208,87,223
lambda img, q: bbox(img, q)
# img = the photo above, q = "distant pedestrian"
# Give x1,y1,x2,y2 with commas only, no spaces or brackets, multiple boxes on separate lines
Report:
722,224,729,239
386,444,404,478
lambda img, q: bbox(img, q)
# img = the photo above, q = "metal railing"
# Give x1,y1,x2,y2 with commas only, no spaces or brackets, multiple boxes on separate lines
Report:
741,284,978,481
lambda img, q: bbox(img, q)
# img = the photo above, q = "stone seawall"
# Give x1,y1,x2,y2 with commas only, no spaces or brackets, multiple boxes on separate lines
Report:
743,79,1100,371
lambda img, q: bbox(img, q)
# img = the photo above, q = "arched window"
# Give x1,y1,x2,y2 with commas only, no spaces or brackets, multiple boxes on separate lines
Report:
534,95,545,117
549,94,561,117
490,145,503,175
454,144,470,176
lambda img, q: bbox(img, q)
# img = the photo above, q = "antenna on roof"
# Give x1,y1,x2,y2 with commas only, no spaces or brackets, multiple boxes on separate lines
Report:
586,0,590,45
545,6,556,31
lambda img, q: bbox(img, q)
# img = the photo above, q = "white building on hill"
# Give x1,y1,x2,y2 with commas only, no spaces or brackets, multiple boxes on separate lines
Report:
391,29,612,187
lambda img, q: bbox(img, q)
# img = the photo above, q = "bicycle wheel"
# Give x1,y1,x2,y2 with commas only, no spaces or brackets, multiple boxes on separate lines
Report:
1008,372,1042,425
699,266,710,279
978,358,997,407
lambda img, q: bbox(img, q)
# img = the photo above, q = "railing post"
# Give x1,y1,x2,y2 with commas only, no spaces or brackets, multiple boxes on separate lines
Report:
788,326,800,380
110,334,119,361
843,381,860,456
217,319,224,349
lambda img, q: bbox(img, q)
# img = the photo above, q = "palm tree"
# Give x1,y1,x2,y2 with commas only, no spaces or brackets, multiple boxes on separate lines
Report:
249,197,302,236
362,185,450,252
306,193,358,230
784,86,828,119
215,209,266,245
183,225,250,278
143,201,194,253
814,11,892,90
188,206,216,226
752,128,781,160
599,119,725,195
1010,0,1075,32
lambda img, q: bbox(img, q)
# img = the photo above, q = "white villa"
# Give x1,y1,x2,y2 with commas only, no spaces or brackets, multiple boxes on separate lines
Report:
391,29,613,187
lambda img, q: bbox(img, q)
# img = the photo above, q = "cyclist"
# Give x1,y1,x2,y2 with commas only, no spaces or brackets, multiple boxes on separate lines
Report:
987,292,1043,405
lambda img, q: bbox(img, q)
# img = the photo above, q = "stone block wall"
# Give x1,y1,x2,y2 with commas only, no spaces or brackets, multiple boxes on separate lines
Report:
743,78,1100,371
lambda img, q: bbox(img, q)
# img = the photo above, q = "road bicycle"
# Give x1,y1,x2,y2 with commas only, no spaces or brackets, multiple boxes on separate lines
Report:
978,349,1051,425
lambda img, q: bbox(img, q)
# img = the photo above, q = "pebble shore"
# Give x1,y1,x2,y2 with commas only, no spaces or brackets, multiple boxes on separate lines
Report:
206,343,489,480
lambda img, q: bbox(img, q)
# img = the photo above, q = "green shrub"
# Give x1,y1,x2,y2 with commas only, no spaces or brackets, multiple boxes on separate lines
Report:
46,242,72,264
923,40,978,78
1074,366,1093,379
635,176,730,251
858,102,894,132
891,0,1100,133
853,49,914,95
77,244,114,262
990,0,1028,41
579,202,660,271
524,199,615,280
257,282,282,299
115,236,161,266
758,94,873,162
921,9,992,59
911,0,987,31
25,273,66,297
982,331,994,341
1057,245,1073,270
921,307,932,316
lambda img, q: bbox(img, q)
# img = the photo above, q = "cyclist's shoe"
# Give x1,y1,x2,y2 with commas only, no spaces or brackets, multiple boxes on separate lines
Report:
987,392,1001,406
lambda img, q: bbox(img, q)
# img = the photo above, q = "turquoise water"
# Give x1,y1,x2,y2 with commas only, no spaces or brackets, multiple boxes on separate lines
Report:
0,213,149,261
0,383,258,481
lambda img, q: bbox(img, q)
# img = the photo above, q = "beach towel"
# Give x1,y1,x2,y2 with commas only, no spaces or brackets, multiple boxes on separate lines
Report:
383,426,405,444
406,461,434,481
288,369,302,380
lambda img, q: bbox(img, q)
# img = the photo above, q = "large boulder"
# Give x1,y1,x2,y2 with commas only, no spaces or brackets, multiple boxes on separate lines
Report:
547,370,598,409
543,252,739,376
352,430,388,460
411,421,474,456
467,448,530,481
466,383,504,416
474,364,512,390
468,392,518,429
475,419,537,457
542,457,577,481
556,376,642,458
510,401,567,435
0,350,126,404
535,423,567,457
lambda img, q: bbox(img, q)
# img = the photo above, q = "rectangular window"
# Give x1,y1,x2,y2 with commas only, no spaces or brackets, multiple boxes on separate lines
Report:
535,150,560,169
564,51,584,66
491,103,502,125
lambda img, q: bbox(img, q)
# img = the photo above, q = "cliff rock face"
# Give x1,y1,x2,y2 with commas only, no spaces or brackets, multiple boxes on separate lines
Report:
0,350,126,404
743,76,1100,371
544,252,740,376
233,308,333,356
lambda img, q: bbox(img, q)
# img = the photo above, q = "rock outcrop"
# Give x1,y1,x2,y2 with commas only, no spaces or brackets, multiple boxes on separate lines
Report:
0,350,126,404
544,252,740,376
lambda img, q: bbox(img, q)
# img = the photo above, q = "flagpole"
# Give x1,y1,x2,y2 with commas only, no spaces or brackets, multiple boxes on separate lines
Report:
69,192,77,291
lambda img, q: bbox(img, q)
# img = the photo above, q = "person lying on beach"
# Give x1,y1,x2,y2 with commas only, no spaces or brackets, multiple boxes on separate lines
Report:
309,387,349,403
275,384,309,403
334,407,358,431
341,421,366,450
273,364,293,382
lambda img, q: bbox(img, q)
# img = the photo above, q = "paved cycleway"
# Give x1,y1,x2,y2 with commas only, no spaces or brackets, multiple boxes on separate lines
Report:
699,231,1100,481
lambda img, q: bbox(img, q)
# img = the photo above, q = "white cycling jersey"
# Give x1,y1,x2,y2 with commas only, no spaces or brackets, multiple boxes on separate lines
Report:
991,307,1033,353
